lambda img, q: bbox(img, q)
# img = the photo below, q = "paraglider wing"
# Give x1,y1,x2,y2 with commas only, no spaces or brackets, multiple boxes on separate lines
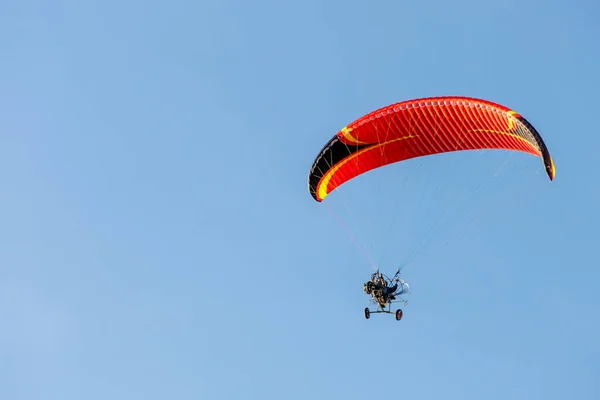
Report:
308,96,555,202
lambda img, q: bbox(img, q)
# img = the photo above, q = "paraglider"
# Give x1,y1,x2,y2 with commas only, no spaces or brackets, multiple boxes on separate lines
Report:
307,96,555,321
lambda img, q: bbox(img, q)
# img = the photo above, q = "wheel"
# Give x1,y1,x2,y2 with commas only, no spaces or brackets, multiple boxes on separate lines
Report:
364,307,370,319
395,309,403,321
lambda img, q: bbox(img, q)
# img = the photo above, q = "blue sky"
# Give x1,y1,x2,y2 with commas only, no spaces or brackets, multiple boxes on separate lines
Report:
1,0,599,399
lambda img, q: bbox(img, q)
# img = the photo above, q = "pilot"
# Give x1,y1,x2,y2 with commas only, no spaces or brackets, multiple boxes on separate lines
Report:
382,279,399,301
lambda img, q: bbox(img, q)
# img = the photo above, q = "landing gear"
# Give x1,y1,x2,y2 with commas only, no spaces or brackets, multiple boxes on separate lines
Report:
363,306,404,321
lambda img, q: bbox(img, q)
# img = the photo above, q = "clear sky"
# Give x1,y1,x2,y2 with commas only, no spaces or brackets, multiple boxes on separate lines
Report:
1,0,599,399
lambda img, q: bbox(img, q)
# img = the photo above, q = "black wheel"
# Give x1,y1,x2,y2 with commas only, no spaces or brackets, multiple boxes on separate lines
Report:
395,309,403,321
364,307,370,319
